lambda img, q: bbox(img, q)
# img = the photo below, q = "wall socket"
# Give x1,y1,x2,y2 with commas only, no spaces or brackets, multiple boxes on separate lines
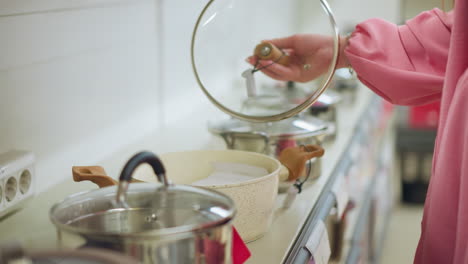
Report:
0,150,35,219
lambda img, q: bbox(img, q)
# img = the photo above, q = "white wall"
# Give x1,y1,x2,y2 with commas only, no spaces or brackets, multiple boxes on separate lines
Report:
0,0,402,193
296,0,401,37
0,0,161,192
401,0,447,20
329,0,402,29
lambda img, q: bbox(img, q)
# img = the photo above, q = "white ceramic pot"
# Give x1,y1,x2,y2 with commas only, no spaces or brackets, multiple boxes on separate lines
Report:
134,150,280,243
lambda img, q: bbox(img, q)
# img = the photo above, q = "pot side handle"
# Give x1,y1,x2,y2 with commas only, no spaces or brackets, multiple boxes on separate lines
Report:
279,145,325,181
72,166,117,188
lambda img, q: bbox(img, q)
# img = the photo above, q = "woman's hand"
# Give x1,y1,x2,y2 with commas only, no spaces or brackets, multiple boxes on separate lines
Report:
247,34,349,82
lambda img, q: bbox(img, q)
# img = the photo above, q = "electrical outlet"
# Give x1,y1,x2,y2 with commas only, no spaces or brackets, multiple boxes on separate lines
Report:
0,150,35,219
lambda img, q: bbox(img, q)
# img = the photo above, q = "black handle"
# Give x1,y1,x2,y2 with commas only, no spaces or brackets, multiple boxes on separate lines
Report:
118,151,168,186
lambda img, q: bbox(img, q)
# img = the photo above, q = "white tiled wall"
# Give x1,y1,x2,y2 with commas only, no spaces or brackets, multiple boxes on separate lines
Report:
330,0,401,28
401,0,446,20
0,0,161,192
0,0,401,193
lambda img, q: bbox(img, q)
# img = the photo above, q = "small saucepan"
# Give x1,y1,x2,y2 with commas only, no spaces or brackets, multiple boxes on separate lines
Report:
51,151,236,264
208,116,329,193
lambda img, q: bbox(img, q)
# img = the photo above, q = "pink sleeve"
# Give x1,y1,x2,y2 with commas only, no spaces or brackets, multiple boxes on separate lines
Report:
345,9,452,106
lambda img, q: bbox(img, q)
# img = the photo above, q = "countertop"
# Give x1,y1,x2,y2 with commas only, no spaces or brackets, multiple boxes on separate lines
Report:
0,86,375,263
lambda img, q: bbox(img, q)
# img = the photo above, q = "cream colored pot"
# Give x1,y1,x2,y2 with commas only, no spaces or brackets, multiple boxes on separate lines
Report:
154,150,280,242
74,150,279,243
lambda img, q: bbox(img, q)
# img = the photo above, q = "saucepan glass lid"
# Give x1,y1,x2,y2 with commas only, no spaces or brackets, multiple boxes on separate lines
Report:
191,0,340,122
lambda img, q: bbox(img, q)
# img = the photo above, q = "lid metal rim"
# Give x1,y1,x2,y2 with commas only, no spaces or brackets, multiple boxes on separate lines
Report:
208,126,330,139
50,213,235,239
193,158,281,189
191,0,340,123
49,185,236,238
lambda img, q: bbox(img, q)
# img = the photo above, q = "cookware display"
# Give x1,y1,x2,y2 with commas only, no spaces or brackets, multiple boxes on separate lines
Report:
190,0,340,197
191,0,340,122
48,0,344,261
72,149,323,243
308,90,342,141
51,151,236,264
208,115,329,189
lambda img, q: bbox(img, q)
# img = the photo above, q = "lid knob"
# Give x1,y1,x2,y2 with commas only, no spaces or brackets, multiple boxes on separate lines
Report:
260,45,272,56
254,42,290,66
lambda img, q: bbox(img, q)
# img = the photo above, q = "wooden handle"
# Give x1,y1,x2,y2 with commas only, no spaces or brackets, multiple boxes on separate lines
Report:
278,145,325,181
72,166,117,188
301,144,325,159
254,42,290,66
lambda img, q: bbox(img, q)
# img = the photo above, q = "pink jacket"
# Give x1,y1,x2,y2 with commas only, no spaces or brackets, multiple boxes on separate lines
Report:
345,1,468,263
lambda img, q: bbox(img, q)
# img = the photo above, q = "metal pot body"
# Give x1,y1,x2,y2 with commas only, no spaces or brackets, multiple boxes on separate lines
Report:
56,224,231,264
134,150,281,243
221,132,322,181
209,116,329,181
51,183,235,264
220,130,324,158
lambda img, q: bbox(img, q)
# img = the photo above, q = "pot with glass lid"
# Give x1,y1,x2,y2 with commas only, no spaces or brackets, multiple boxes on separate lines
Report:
208,114,329,182
191,0,340,183
50,151,236,264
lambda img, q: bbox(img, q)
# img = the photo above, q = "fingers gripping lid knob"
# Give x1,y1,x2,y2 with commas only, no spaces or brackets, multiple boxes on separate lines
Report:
254,42,290,66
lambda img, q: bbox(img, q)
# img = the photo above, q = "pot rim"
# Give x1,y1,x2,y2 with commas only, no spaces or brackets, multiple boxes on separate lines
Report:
144,150,282,189
49,183,236,238
207,118,330,140
209,127,329,143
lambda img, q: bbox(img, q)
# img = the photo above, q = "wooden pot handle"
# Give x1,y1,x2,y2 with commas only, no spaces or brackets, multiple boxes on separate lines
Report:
278,145,325,181
72,166,117,188
301,145,325,159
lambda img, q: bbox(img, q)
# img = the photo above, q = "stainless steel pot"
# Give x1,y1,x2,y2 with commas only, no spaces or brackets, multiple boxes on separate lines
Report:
279,82,341,141
191,0,340,123
50,151,236,264
309,91,341,123
308,90,342,141
208,115,329,182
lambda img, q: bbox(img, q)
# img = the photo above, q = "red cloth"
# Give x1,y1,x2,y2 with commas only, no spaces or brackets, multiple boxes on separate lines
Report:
232,227,251,264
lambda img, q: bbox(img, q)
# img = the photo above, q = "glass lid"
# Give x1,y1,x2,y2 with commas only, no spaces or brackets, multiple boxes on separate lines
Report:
50,183,235,236
208,115,329,138
191,0,340,122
